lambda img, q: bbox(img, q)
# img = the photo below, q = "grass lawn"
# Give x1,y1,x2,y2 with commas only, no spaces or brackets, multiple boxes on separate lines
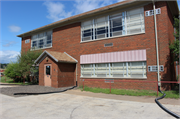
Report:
80,86,180,99
0,76,33,85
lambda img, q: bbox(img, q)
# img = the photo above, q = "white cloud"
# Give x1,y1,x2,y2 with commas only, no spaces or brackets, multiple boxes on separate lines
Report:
44,0,114,22
0,50,20,63
117,0,125,2
73,0,113,14
43,1,73,22
3,41,17,47
9,25,21,32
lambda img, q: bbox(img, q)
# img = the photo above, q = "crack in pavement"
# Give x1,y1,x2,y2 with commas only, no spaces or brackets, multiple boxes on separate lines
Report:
69,98,92,119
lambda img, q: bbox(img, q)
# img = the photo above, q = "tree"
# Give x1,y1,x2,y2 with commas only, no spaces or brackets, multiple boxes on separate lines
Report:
17,49,42,79
4,62,21,80
4,49,42,82
169,17,179,63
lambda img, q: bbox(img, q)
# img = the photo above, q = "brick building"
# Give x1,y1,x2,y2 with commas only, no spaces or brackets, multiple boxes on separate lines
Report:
18,1,179,90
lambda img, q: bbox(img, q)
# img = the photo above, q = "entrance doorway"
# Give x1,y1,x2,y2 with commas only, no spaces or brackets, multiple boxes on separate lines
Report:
44,64,52,86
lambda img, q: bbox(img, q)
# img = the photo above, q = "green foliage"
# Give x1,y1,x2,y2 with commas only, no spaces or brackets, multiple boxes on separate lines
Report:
4,62,21,79
169,17,179,63
4,50,42,82
17,50,42,77
0,76,33,85
173,17,179,39
169,40,179,62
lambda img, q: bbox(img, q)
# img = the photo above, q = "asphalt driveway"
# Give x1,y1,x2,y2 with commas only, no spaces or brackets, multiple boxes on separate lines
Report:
0,89,180,119
0,84,74,97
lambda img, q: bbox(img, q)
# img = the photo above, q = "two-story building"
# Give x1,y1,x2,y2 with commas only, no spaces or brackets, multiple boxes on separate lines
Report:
17,0,179,90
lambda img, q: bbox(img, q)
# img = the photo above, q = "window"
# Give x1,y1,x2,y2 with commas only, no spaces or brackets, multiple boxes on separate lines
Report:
46,66,51,75
81,7,144,42
128,62,146,77
110,12,125,37
81,20,93,41
81,64,93,77
81,61,146,78
95,63,109,77
111,62,126,77
95,17,108,39
126,8,144,34
31,30,52,50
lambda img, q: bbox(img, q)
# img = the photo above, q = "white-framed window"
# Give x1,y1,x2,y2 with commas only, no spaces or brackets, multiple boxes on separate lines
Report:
81,61,147,78
31,30,52,50
126,7,144,34
95,16,109,39
81,20,93,41
81,7,145,42
110,12,125,37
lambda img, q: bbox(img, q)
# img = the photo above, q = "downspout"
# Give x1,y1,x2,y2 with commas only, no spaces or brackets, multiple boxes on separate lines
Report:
76,63,77,87
152,0,160,86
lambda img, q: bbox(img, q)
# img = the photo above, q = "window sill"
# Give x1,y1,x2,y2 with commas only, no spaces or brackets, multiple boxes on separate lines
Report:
30,46,52,51
80,76,147,79
80,32,145,43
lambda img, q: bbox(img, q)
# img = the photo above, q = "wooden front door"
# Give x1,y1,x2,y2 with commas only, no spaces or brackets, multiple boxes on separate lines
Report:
44,64,52,87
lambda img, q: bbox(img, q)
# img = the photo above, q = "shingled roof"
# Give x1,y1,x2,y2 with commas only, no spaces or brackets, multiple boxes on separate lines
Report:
34,50,78,64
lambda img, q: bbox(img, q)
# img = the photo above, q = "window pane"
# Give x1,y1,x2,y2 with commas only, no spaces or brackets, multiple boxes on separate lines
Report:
112,18,122,27
110,12,124,37
95,17,108,39
84,29,91,33
32,41,37,48
46,66,50,75
126,7,144,34
97,29,106,35
112,27,123,32
83,32,92,37
81,64,93,77
38,39,44,48
32,35,37,40
95,63,108,77
128,61,146,78
39,33,44,38
111,62,126,77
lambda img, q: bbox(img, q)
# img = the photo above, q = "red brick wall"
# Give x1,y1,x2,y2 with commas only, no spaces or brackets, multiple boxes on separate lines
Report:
22,1,176,90
57,63,76,87
21,36,31,52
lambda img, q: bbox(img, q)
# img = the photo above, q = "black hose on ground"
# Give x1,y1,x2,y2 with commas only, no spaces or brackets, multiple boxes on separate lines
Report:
155,86,180,119
14,86,76,95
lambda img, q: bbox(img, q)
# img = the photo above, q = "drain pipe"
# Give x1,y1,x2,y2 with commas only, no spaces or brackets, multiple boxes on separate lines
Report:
152,0,160,86
155,87,180,118
76,63,77,87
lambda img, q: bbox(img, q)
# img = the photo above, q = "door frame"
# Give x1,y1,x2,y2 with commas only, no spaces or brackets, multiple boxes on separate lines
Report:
44,64,52,87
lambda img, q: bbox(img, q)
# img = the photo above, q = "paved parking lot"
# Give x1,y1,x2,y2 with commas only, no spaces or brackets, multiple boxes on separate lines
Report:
0,87,180,119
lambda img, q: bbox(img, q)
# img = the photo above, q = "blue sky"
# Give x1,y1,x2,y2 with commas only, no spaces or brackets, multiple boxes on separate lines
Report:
0,0,180,63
